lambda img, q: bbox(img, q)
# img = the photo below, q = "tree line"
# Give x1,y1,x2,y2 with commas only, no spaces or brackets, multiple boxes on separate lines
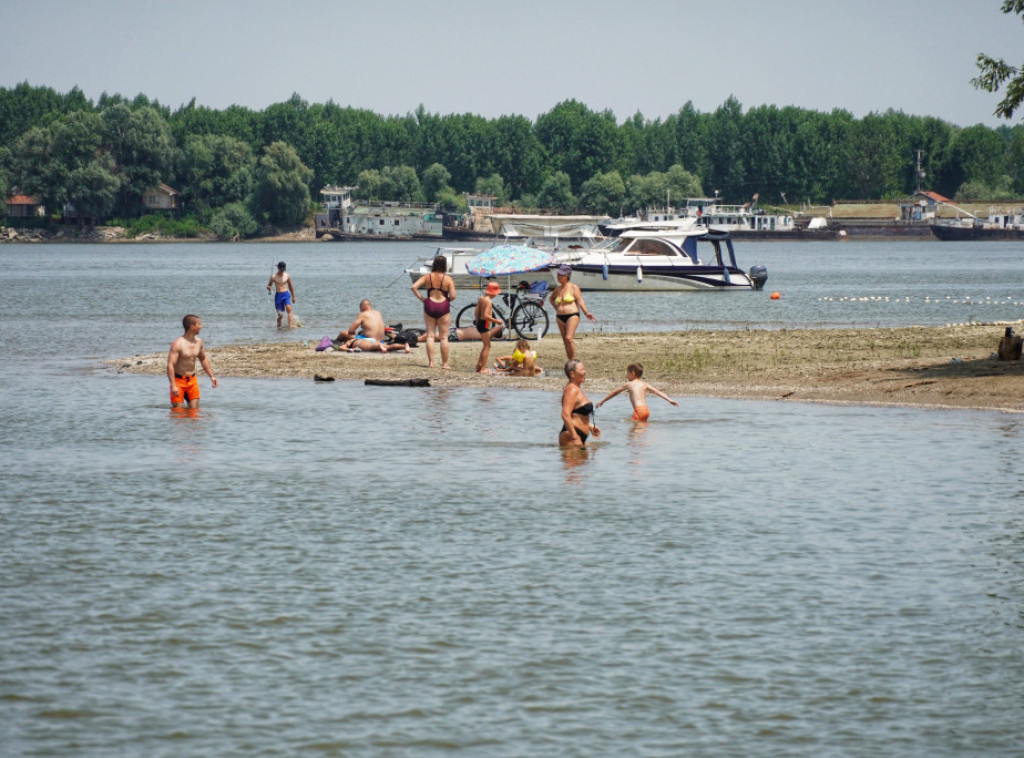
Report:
0,82,1021,237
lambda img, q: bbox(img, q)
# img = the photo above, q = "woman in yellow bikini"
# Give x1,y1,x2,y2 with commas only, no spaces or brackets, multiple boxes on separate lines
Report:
548,264,596,360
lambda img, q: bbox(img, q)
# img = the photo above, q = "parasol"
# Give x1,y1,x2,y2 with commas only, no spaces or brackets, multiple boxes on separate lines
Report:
466,245,554,277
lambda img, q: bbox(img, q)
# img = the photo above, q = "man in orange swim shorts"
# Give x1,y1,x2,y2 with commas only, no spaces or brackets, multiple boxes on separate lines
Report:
167,314,218,409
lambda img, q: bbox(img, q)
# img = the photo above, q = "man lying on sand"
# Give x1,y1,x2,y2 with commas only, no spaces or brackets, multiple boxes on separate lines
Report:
334,299,411,353
421,323,505,343
333,331,410,353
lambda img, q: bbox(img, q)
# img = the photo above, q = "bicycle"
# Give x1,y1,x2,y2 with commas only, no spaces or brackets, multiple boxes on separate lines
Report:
455,280,550,340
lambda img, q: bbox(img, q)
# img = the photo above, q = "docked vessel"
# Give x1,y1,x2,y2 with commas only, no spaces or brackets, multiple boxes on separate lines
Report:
554,226,767,292
603,196,838,240
315,185,444,240
930,209,1024,241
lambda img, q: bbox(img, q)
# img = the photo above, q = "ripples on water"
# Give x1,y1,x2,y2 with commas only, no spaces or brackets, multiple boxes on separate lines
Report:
1,243,1023,756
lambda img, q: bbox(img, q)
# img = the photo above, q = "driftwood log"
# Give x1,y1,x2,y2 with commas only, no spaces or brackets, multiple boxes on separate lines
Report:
365,378,431,387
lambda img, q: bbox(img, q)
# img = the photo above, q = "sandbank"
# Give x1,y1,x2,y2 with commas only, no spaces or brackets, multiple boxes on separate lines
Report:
112,323,1024,413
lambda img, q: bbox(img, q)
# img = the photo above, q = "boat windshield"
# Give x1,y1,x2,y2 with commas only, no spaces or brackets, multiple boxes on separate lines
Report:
610,237,680,256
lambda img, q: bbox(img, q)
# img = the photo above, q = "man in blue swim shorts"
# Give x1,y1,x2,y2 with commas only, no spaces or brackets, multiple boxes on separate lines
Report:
267,261,297,328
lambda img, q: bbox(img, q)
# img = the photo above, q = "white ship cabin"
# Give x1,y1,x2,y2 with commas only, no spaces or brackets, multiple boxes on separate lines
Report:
985,207,1024,228
320,185,356,211
345,203,443,237
683,197,794,232
465,193,495,212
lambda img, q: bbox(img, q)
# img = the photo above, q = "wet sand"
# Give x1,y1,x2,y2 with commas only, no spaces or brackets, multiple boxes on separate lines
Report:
113,323,1024,413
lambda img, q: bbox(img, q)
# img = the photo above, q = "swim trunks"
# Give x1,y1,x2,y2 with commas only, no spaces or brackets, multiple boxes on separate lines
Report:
632,405,650,422
448,326,460,342
474,318,491,333
171,373,199,404
275,291,292,312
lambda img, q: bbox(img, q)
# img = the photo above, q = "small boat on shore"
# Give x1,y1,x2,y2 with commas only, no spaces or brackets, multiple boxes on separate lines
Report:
554,227,767,291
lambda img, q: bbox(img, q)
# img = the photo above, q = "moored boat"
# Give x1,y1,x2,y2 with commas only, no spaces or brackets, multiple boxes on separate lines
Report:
553,227,767,291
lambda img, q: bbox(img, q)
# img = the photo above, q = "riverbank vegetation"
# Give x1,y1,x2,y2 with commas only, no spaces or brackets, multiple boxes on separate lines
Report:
2,84,1022,237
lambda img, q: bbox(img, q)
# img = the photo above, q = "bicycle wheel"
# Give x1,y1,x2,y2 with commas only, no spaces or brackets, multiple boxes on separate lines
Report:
511,300,549,340
456,303,507,336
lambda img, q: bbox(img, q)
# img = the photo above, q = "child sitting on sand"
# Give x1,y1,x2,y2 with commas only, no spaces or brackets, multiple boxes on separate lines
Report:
494,339,543,376
596,362,678,421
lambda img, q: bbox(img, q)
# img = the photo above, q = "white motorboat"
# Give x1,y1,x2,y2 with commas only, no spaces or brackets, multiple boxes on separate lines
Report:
553,227,767,292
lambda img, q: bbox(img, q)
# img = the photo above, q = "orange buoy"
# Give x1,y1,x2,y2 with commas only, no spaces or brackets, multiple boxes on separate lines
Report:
770,291,781,300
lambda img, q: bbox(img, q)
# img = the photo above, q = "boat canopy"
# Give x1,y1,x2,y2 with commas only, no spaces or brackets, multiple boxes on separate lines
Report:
681,231,737,267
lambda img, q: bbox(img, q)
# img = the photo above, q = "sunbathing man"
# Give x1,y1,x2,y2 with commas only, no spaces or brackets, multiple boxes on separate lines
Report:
334,299,411,353
420,323,504,343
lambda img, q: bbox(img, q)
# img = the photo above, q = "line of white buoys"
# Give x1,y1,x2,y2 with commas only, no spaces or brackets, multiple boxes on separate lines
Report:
818,296,1024,306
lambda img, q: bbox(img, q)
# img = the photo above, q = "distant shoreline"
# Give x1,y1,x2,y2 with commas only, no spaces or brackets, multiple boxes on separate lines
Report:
112,323,1024,413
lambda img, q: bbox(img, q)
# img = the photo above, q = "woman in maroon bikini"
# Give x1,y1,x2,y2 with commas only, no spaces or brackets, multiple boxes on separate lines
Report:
411,255,457,369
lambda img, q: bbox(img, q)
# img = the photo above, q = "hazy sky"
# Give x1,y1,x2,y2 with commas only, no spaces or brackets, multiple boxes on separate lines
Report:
2,0,1020,127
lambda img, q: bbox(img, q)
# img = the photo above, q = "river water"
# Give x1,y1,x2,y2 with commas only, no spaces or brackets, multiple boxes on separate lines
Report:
1,240,1022,756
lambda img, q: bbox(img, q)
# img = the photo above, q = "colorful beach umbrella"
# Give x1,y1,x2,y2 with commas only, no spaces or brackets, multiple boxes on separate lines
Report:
466,245,554,277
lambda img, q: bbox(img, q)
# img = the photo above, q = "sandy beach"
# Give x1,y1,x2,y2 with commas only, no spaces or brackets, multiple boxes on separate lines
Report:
113,322,1024,413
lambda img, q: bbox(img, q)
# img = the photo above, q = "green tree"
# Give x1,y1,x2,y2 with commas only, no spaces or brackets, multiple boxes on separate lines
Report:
579,170,626,215
249,141,313,226
0,145,9,220
101,104,174,217
704,97,746,200
13,110,118,230
421,163,452,202
385,165,420,202
355,168,382,199
665,164,703,204
626,171,668,213
668,102,710,181
939,124,1008,196
536,171,575,213
972,0,1024,119
491,115,543,198
177,133,255,214
8,126,64,215
535,100,620,192
67,157,121,231
474,173,506,205
210,201,259,239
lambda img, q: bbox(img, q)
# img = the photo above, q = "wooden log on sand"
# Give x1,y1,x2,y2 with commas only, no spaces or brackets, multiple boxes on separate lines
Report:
365,378,431,387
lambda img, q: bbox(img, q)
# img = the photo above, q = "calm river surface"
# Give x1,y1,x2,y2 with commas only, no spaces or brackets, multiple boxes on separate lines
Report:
1,240,1022,756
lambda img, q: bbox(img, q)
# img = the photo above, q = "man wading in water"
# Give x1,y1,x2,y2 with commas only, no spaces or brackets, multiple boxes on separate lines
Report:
167,314,218,409
267,261,297,328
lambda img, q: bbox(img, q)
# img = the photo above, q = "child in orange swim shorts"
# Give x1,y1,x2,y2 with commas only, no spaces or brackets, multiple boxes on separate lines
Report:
596,362,677,421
